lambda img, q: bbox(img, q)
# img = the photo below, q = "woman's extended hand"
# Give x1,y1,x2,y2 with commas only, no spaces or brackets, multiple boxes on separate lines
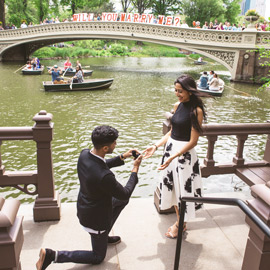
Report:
142,145,156,159
158,157,173,170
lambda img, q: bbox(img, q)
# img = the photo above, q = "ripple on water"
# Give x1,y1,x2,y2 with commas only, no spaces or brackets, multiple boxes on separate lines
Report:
0,58,269,203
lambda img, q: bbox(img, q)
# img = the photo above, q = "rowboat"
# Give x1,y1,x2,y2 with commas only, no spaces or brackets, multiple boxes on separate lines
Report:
46,66,93,77
22,66,44,75
194,61,207,65
43,78,114,92
197,78,225,97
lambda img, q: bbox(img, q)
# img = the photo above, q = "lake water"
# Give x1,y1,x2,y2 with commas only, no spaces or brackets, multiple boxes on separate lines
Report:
0,56,270,203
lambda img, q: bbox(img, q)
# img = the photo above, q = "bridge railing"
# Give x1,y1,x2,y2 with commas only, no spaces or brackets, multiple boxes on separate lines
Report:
0,110,61,222
0,21,269,48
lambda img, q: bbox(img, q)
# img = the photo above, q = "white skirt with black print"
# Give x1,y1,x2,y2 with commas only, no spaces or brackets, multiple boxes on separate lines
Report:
159,136,203,221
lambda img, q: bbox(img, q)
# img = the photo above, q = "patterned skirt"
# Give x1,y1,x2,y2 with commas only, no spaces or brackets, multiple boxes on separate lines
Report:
159,136,203,221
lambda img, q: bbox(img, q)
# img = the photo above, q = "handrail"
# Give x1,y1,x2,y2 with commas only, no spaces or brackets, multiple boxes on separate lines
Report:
174,196,270,270
0,111,61,222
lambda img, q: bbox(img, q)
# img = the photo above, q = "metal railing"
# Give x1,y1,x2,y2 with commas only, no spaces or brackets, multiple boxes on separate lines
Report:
174,196,270,270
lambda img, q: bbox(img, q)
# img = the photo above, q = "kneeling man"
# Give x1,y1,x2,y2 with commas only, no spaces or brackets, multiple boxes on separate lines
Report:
36,125,142,269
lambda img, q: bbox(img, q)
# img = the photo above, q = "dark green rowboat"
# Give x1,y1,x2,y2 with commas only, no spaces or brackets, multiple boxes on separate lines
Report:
43,78,114,92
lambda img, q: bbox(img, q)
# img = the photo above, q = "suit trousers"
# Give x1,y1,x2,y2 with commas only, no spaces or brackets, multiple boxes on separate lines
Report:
56,197,129,265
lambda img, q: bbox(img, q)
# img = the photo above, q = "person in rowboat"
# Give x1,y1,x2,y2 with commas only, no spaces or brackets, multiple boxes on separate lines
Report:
49,65,64,83
72,65,84,83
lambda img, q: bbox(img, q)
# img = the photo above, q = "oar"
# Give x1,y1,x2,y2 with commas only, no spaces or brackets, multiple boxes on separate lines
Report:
70,79,73,90
62,68,69,77
14,64,26,74
225,85,251,96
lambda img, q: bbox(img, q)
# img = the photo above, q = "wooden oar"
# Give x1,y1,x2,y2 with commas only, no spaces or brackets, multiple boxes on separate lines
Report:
225,85,251,96
62,68,69,77
70,79,73,90
14,64,26,74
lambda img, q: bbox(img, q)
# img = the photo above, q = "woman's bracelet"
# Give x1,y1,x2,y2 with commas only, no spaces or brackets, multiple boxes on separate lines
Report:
178,151,182,156
153,144,158,150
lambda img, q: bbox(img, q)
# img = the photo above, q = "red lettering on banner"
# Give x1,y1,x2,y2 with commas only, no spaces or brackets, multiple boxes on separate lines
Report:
89,13,94,21
126,13,132,22
141,14,147,23
82,13,87,21
174,17,180,27
165,16,173,25
102,13,107,21
120,13,126,21
147,14,153,23
73,14,79,22
158,15,165,25
107,13,112,21
112,13,118,21
134,13,140,22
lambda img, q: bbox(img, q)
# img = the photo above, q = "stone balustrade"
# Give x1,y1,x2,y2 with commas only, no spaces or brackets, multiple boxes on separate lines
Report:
0,197,23,270
0,110,61,222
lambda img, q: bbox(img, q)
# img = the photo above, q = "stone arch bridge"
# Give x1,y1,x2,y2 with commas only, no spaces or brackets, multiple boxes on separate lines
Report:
0,21,270,83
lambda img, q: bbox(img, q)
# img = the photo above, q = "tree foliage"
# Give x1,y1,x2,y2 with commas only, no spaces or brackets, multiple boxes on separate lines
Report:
223,0,241,24
6,0,36,26
180,0,225,26
0,0,5,27
152,0,181,15
131,0,153,14
121,0,132,13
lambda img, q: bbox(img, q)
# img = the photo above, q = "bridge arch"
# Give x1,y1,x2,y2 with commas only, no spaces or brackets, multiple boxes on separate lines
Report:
0,21,269,83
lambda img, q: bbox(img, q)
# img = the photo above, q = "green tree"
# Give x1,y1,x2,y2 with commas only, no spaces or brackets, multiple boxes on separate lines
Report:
77,0,114,13
33,0,49,22
152,0,181,15
0,0,5,27
223,0,241,24
121,0,132,12
6,0,36,26
180,0,225,26
131,0,153,14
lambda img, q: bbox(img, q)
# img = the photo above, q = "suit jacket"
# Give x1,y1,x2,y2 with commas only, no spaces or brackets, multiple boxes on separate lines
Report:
77,149,138,230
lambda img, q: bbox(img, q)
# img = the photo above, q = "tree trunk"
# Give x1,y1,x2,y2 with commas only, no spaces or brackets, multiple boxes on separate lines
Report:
71,0,76,15
0,0,5,28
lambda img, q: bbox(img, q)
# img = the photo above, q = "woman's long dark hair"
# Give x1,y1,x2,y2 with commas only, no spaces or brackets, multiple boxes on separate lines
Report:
174,74,210,133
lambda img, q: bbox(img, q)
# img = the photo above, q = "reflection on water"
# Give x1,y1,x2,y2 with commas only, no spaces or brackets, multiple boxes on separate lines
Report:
0,57,270,203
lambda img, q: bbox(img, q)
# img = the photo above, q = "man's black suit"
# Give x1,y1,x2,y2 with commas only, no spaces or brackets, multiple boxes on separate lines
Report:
55,149,138,265
77,149,138,231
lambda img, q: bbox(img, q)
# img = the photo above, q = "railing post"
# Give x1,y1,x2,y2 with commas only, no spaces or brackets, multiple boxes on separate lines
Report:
0,140,5,176
32,110,61,222
0,197,23,270
203,135,217,167
233,134,248,166
263,134,270,163
242,184,270,270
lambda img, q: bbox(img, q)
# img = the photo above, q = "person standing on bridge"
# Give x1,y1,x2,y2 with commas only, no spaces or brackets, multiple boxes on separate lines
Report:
143,74,207,238
36,125,143,269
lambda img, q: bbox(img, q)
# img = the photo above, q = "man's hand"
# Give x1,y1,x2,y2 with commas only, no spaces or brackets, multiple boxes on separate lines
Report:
122,149,140,159
132,155,143,173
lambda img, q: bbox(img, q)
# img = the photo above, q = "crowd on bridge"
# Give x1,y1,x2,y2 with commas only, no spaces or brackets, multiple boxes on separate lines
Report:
0,13,269,31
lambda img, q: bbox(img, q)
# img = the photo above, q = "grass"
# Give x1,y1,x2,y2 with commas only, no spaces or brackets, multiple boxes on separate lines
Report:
32,40,190,59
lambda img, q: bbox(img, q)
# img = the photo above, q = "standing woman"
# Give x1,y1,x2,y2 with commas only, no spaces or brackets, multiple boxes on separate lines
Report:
143,74,207,238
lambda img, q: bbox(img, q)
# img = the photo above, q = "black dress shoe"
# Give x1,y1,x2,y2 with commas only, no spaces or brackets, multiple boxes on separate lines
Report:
36,248,56,270
108,236,121,245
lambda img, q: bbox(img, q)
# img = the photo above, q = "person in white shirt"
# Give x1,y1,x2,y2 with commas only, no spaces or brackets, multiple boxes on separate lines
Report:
180,20,189,28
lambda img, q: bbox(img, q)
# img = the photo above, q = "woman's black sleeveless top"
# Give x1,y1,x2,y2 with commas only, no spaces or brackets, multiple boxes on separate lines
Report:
171,101,192,141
